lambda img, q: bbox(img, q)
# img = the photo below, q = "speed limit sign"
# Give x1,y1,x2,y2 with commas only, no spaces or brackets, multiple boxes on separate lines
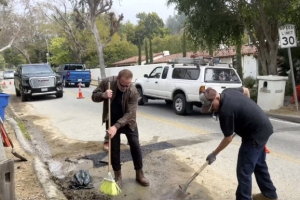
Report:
278,24,297,48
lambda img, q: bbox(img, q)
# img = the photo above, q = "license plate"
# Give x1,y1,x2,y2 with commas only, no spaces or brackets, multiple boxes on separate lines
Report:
78,79,82,81
41,88,48,92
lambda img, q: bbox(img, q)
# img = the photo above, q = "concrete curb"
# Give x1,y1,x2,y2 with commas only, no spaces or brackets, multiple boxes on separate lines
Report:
33,157,67,200
7,118,35,155
7,106,67,200
266,113,300,124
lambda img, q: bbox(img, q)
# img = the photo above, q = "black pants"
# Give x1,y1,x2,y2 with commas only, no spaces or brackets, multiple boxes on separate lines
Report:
236,139,277,200
105,122,143,171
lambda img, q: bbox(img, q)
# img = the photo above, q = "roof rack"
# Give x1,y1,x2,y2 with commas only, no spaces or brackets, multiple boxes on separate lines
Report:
169,57,219,68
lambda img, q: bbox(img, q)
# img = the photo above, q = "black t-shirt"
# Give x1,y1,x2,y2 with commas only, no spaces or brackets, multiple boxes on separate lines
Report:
218,87,273,144
111,88,124,125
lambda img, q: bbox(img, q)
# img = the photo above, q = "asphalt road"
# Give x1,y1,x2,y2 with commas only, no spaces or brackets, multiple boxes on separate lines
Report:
3,79,300,199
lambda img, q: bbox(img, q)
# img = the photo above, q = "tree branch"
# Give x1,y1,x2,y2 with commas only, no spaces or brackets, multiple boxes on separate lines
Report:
12,44,31,63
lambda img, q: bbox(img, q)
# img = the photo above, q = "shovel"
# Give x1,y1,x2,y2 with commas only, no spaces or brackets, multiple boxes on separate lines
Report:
0,118,27,161
159,161,208,200
160,133,237,200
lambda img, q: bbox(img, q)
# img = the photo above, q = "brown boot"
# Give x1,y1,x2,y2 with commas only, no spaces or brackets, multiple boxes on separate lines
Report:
114,170,122,188
252,193,278,200
135,169,149,186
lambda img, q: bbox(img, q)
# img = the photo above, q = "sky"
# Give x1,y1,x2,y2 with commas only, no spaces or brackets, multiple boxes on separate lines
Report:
111,0,177,24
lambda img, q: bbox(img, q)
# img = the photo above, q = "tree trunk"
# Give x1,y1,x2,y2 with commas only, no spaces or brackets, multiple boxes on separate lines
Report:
235,38,243,81
13,45,31,63
91,20,106,79
138,44,142,65
149,38,153,64
182,29,187,57
145,39,149,64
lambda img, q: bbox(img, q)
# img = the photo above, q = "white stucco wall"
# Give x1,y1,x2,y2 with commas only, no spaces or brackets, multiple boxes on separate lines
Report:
90,63,167,81
220,57,232,64
242,55,258,79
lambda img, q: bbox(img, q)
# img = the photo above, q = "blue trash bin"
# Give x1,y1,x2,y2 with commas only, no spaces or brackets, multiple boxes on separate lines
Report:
0,93,10,121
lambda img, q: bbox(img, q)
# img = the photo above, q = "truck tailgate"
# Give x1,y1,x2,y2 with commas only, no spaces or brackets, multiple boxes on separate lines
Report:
69,71,90,81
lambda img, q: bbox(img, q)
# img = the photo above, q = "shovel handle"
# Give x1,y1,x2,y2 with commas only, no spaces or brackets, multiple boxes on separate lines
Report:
182,133,237,191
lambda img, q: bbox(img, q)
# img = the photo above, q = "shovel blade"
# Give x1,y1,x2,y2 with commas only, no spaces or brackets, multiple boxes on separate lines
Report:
11,150,27,161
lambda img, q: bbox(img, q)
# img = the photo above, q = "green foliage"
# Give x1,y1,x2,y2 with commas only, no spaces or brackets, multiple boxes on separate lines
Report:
49,37,73,65
167,0,244,50
250,87,258,103
104,39,138,67
243,76,257,89
278,47,300,85
2,49,26,67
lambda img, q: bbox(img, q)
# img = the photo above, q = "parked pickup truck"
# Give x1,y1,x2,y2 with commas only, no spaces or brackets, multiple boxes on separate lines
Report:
56,63,91,87
135,57,243,115
14,63,63,102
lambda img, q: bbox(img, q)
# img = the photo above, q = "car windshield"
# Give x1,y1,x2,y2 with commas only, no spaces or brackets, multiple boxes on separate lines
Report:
22,65,53,74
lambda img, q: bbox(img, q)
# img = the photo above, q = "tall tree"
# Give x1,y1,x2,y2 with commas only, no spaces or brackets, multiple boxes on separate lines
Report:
70,0,123,78
137,12,167,63
168,0,298,76
44,0,89,63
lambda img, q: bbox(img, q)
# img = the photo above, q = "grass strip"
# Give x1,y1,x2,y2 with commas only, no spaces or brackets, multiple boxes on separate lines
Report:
17,120,31,140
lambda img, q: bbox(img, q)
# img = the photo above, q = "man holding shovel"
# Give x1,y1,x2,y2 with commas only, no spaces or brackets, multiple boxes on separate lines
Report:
91,69,149,188
199,87,278,200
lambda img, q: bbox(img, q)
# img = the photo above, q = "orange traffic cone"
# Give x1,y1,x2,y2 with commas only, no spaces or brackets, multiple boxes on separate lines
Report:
77,84,84,99
264,145,270,153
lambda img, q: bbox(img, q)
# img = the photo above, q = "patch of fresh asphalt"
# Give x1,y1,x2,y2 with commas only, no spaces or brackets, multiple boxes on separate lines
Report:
4,81,300,199
82,136,210,168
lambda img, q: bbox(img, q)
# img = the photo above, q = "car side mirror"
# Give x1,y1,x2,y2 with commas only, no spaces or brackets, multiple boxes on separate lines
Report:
14,72,18,76
144,74,148,78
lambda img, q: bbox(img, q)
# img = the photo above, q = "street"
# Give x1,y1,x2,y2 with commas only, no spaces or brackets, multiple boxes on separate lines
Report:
3,80,300,200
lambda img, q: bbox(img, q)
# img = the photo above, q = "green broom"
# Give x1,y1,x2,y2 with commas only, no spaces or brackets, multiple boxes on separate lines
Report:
100,82,122,196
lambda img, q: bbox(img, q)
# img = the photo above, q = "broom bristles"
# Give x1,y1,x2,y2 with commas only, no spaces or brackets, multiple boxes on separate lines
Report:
100,172,122,196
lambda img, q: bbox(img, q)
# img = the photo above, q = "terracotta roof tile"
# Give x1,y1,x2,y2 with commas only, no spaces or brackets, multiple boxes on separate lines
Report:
112,52,164,66
214,45,258,58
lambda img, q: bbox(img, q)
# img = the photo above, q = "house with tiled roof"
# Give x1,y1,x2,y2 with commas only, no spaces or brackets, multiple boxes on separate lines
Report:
111,44,259,78
213,45,258,78
111,52,167,67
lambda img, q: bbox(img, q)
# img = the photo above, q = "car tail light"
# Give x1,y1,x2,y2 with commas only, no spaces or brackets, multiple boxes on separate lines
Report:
199,86,205,94
67,71,70,77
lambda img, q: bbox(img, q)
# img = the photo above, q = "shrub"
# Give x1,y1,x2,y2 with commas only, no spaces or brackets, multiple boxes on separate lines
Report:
243,76,256,89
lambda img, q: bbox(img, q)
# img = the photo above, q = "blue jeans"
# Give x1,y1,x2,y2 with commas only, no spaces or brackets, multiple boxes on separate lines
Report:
236,140,277,200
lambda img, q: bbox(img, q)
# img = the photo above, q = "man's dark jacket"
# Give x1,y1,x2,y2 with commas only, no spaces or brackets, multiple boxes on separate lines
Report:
91,76,139,131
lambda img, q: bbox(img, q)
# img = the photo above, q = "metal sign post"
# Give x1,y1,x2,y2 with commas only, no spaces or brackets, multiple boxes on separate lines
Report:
278,24,299,111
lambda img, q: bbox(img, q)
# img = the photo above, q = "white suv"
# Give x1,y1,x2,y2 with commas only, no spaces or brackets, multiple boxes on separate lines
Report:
135,58,243,115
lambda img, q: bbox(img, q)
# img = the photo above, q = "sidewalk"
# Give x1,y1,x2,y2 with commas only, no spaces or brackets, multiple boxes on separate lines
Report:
264,101,300,123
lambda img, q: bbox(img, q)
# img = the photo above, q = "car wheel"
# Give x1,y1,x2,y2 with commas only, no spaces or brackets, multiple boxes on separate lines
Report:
137,88,144,105
173,93,187,115
85,83,90,87
56,92,63,98
15,87,21,97
21,90,28,102
63,79,68,87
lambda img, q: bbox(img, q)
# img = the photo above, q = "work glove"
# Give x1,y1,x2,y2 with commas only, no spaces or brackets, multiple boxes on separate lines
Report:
206,152,217,165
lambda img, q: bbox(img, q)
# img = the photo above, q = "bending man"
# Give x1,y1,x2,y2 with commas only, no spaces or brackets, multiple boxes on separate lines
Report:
200,87,277,200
